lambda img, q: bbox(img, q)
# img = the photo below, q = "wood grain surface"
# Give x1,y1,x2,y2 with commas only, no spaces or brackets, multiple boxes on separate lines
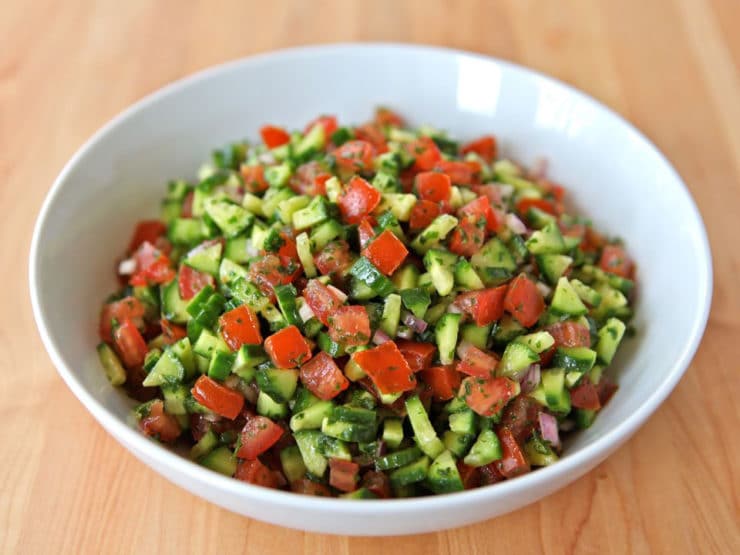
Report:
2,0,738,552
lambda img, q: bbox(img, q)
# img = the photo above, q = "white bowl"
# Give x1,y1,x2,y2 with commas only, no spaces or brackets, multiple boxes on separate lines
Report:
29,44,712,535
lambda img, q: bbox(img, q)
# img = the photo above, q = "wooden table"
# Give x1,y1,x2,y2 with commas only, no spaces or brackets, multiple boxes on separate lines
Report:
2,0,738,552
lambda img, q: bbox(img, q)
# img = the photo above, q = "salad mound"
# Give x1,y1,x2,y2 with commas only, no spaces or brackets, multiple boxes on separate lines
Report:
97,108,635,498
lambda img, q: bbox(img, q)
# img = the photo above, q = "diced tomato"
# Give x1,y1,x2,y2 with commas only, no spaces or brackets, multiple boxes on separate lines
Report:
516,197,558,219
353,341,416,395
291,478,332,496
503,274,545,328
113,318,148,368
479,462,506,485
358,217,376,249
129,241,175,286
314,240,354,276
128,220,167,254
419,365,461,401
599,245,634,279
409,199,440,230
264,325,313,368
597,379,619,406
570,381,601,410
374,107,404,128
328,305,371,347
495,427,530,478
249,254,301,299
139,399,181,443
361,470,391,498
338,176,382,224
332,140,376,174
453,286,508,326
461,135,497,163
191,375,245,420
160,318,187,345
99,296,145,342
406,137,442,172
329,458,360,493
548,321,591,347
260,125,291,149
354,123,388,154
219,305,262,351
500,396,541,443
459,376,518,416
362,229,409,276
235,458,279,488
236,415,284,460
181,191,194,218
276,233,299,261
457,461,481,489
456,342,500,378
459,195,499,233
289,161,331,196
434,160,475,185
305,115,338,137
303,279,344,326
240,164,269,194
397,340,437,372
415,171,451,203
448,216,486,257
300,352,349,400
178,265,215,300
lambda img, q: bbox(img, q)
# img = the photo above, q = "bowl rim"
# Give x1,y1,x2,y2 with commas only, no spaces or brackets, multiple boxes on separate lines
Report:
29,42,713,515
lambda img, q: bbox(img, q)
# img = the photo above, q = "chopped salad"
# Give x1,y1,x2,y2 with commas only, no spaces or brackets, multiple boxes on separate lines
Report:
97,108,635,498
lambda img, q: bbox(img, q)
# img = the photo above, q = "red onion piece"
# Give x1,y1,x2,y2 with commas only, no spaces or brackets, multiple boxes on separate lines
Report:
298,302,316,323
518,363,541,392
396,326,414,340
402,311,428,333
539,411,560,448
372,329,391,345
505,213,527,235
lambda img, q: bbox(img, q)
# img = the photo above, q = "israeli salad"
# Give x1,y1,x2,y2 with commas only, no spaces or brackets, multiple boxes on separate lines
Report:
97,108,635,498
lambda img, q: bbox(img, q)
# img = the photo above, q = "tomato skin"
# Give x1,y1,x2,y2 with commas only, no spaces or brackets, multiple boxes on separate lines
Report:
305,115,338,137
248,254,301,299
329,458,360,493
191,375,245,420
128,220,167,254
291,478,332,496
459,376,518,416
353,341,416,395
406,137,442,172
461,135,497,163
457,461,482,489
235,458,280,488
500,396,541,443
503,274,545,328
332,140,376,174
419,365,461,401
434,160,475,185
362,229,409,276
396,340,437,372
314,240,354,276
219,305,262,351
178,265,215,300
300,352,349,400
540,321,591,366
459,195,499,233
264,325,313,368
260,125,291,149
479,461,506,485
302,279,344,326
129,241,175,286
338,176,382,224
570,381,602,410
599,245,634,279
456,342,500,378
236,415,284,460
160,318,187,345
495,427,530,478
328,305,371,347
453,286,508,326
448,216,486,257
374,107,404,128
140,399,181,443
240,164,269,193
354,123,389,154
516,198,558,220
113,318,148,368
415,171,452,203
357,217,376,249
409,199,440,230
99,296,145,342
361,470,391,498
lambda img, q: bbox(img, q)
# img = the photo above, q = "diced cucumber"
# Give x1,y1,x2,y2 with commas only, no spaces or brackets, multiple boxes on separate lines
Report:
276,195,310,225
256,390,289,419
160,278,190,325
411,214,458,254
575,408,597,429
280,445,307,483
162,384,189,415
207,350,235,381
324,176,342,202
321,415,377,443
295,121,326,159
169,337,196,378
393,264,419,290
536,254,573,285
293,196,329,230
427,450,464,493
449,409,477,435
317,435,352,461
204,198,253,238
380,294,402,337
424,248,457,296
443,431,474,458
193,328,230,358
294,231,317,278
250,220,269,251
595,317,626,365
232,344,266,381
460,324,491,350
344,357,367,381
142,349,185,387
190,430,218,460
570,279,603,307
168,218,205,246
454,259,485,290
541,368,571,413
183,241,223,276
498,342,539,378
492,314,527,346
526,222,566,255
471,238,516,286
241,192,263,216
290,400,334,432
256,368,299,403
463,429,503,467
550,277,588,316
294,431,328,477
382,418,404,449
309,219,344,251
389,456,430,488
435,313,461,365
199,446,237,476
374,446,423,471
552,347,597,373
341,488,377,499
349,257,394,297
264,163,292,189
219,258,248,286
374,193,416,222
524,435,559,466
405,395,444,458
96,343,126,386
514,331,555,354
